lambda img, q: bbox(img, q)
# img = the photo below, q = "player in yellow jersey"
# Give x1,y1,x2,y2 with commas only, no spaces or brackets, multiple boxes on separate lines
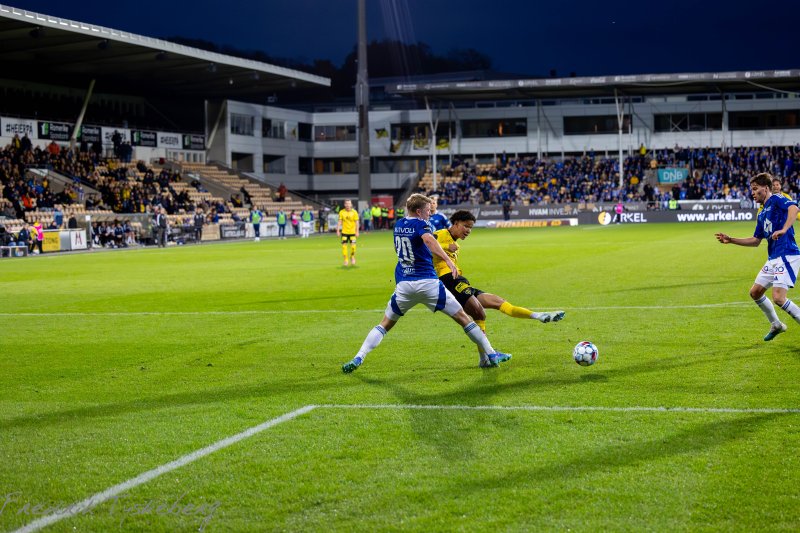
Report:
337,199,360,266
433,210,565,366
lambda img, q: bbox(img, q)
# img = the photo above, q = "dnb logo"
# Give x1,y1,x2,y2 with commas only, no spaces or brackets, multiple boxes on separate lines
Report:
598,212,613,225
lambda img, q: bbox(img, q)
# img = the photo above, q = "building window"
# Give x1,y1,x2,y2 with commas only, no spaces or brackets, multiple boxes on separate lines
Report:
373,157,425,173
230,114,255,136
314,125,356,141
299,157,313,173
298,123,312,141
263,154,286,173
654,113,722,132
391,123,452,141
313,158,358,174
262,119,286,139
231,152,254,172
729,110,800,130
461,119,526,138
563,115,619,135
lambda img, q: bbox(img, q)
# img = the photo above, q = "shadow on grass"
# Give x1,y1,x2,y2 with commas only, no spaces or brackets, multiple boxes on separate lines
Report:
356,371,505,461
0,377,345,431
355,349,727,403
599,278,739,293
212,290,384,307
351,347,743,459
445,412,779,499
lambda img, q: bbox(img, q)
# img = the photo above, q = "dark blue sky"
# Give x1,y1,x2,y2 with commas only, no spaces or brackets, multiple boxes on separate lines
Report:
11,0,800,76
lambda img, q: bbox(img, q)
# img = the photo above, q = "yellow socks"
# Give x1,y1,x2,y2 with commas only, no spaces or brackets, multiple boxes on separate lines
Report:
499,301,534,319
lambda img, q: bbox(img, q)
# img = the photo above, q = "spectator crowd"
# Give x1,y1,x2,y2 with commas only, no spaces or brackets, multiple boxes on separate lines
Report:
424,145,800,207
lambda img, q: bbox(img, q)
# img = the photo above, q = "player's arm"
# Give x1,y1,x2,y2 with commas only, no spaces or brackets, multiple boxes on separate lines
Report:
434,229,457,252
336,214,342,236
770,204,799,240
422,233,457,278
355,214,360,238
715,233,761,247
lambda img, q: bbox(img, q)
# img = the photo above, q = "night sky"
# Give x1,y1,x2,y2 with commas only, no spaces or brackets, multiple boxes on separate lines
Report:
10,0,800,77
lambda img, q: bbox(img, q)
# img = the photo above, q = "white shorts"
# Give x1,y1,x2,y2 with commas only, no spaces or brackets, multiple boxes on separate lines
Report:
385,279,463,321
754,255,800,289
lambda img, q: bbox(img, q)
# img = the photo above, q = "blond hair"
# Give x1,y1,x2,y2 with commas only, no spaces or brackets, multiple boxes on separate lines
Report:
406,193,432,215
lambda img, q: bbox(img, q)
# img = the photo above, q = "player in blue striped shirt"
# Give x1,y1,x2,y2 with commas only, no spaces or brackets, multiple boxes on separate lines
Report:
716,173,800,341
342,193,510,372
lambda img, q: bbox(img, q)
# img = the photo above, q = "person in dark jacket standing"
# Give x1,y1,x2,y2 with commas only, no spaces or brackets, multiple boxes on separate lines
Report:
193,208,205,244
155,207,168,247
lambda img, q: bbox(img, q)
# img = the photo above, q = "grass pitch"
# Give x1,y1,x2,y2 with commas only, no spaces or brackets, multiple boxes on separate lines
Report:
1,222,799,531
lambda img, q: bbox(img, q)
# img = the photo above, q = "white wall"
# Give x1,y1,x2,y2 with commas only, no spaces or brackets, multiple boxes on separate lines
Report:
219,96,800,192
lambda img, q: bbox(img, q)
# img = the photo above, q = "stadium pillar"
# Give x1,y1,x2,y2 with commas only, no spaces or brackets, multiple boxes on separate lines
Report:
70,78,96,150
356,0,372,213
614,89,625,187
536,100,542,160
628,96,634,158
448,104,453,167
720,90,728,151
425,97,440,193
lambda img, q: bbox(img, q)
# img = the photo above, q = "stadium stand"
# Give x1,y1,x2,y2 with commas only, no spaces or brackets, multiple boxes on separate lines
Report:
419,145,800,206
0,138,320,246
180,162,309,215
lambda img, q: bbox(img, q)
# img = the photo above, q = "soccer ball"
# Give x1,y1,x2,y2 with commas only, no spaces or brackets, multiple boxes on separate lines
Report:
573,341,598,366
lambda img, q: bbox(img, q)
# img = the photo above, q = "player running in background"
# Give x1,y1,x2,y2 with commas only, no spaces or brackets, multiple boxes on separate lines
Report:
342,194,511,373
337,199,360,266
715,172,800,341
434,210,565,366
428,196,451,231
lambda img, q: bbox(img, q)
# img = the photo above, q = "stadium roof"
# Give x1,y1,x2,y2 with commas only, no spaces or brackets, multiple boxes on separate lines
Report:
386,70,800,101
0,3,329,98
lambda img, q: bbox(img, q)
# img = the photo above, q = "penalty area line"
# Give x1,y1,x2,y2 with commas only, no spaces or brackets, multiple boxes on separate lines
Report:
14,401,799,532
0,301,751,317
13,405,317,533
317,403,800,415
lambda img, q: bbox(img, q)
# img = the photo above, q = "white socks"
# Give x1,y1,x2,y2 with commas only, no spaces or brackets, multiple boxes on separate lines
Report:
780,299,800,324
464,322,494,355
755,295,781,325
355,325,387,361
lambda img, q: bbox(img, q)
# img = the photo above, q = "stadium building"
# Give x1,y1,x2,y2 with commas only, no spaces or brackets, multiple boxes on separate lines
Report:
1,4,799,206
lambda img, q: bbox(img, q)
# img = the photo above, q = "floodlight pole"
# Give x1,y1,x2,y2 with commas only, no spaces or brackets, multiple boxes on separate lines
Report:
356,0,372,212
425,97,440,192
536,100,542,160
614,88,625,187
70,78,96,150
720,89,728,151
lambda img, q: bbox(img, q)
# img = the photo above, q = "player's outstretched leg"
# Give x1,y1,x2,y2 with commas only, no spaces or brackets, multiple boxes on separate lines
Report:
489,297,564,324
343,324,388,373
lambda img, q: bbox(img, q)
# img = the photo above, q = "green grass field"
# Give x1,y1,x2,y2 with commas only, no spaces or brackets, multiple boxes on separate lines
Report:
2,222,800,532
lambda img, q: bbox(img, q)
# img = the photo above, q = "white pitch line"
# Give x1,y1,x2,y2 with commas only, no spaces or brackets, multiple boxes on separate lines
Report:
13,405,317,533
13,401,799,532
0,302,750,317
318,404,800,414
